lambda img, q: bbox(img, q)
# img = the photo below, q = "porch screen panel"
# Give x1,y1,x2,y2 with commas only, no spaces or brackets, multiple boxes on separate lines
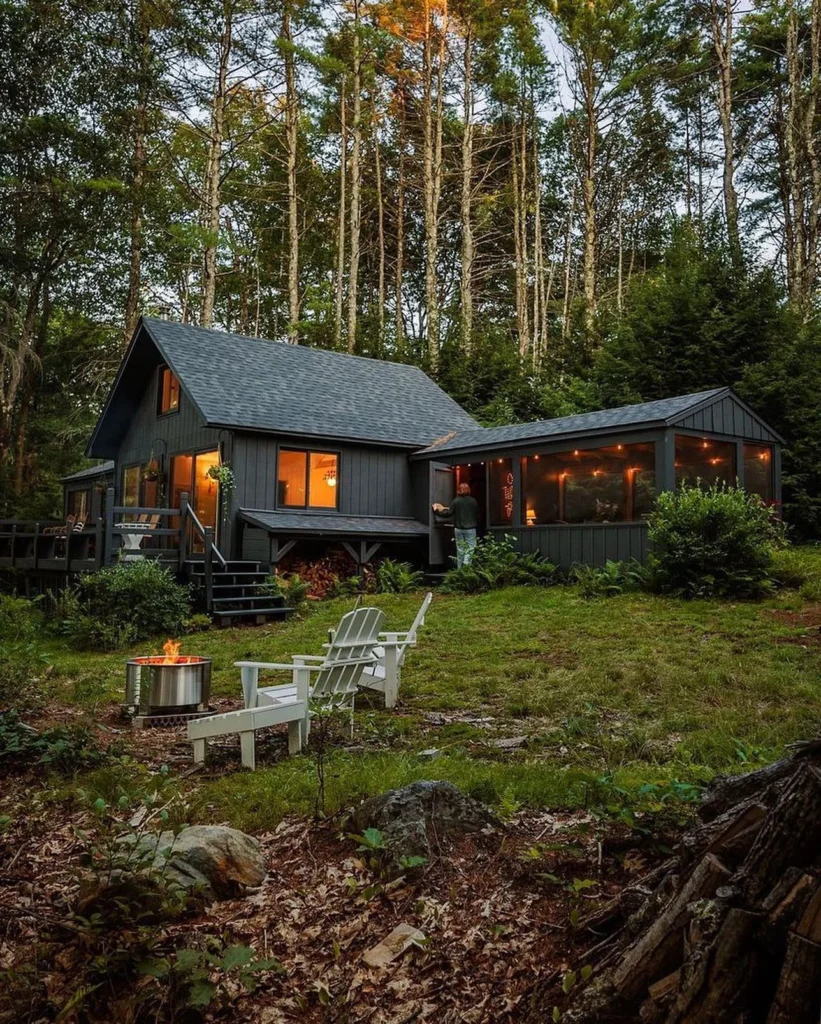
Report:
675,435,737,488
489,459,514,527
122,466,141,520
743,444,774,502
522,442,655,524
67,489,90,521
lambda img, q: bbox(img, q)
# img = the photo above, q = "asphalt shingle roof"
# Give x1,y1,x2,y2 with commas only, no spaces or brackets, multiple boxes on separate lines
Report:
60,461,115,483
141,318,478,447
240,510,429,537
418,389,730,455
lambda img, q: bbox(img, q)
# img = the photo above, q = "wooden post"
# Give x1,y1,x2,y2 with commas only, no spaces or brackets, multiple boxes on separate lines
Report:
94,517,104,569
104,487,115,564
10,524,17,568
33,522,40,570
64,520,71,571
178,491,189,570
204,525,214,612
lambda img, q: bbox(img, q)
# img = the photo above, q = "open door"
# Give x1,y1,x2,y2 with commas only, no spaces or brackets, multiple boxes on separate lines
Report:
429,462,455,566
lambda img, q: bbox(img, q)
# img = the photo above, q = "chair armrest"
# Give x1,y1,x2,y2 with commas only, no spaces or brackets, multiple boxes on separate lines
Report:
378,631,413,642
234,660,326,672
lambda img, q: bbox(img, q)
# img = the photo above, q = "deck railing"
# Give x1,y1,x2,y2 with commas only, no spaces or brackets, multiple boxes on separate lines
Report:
1,488,227,610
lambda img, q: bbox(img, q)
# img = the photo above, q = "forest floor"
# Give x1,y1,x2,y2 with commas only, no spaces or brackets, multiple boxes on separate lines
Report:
2,550,821,1021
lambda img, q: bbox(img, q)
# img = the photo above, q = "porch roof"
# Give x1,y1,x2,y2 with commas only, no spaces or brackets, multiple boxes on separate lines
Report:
240,509,429,539
60,461,115,484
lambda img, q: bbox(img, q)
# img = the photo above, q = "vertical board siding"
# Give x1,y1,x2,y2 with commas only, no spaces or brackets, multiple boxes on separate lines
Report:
675,395,776,442
495,523,650,570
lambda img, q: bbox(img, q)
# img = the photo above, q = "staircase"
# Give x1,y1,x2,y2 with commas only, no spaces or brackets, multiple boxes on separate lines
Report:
184,559,293,627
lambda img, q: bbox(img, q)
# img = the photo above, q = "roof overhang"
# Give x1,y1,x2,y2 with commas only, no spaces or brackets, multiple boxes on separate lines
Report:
240,509,429,539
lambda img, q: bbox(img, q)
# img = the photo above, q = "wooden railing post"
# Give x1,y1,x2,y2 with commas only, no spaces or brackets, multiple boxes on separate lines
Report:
204,526,214,612
33,522,40,570
104,487,115,564
94,517,104,570
10,524,17,568
178,491,189,570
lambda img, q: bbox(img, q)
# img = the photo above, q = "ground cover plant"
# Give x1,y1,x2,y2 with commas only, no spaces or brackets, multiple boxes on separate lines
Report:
2,545,820,1021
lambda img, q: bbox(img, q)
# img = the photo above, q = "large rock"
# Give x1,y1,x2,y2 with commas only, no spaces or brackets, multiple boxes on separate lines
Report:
353,780,498,871
134,824,267,900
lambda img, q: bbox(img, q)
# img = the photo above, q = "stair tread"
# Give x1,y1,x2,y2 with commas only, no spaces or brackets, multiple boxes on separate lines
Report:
212,595,284,605
213,608,291,619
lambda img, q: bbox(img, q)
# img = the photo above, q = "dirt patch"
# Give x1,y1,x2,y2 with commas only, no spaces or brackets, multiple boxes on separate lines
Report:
767,605,821,646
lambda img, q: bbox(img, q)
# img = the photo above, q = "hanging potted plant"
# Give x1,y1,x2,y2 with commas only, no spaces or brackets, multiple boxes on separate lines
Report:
143,458,160,483
207,462,236,495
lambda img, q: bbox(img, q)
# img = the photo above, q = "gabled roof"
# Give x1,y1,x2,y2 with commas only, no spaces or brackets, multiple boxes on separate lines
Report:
416,388,782,457
60,460,115,483
88,318,478,456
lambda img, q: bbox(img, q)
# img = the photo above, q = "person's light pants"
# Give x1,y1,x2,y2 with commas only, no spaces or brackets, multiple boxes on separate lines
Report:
455,528,477,568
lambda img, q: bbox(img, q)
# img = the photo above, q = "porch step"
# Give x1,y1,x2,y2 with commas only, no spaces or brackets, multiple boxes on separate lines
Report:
212,606,292,627
212,595,285,607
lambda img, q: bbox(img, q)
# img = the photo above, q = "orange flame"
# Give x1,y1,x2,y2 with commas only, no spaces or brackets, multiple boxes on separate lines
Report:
162,639,181,664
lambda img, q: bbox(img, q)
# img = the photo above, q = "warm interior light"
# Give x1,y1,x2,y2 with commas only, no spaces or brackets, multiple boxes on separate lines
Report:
702,440,709,449
592,469,602,477
324,470,337,487
709,458,722,465
573,449,579,456
526,507,536,525
533,455,540,461
617,445,623,451
758,452,769,460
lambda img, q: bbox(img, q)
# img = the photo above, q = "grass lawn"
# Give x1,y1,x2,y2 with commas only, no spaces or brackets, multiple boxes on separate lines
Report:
38,546,821,830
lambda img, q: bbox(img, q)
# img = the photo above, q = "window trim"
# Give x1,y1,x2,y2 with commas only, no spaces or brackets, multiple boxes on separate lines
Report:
156,364,181,417
276,446,341,512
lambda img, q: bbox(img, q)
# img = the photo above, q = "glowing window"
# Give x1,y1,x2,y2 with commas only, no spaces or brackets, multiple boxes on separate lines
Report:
675,435,736,488
158,366,180,414
278,449,338,509
743,444,774,502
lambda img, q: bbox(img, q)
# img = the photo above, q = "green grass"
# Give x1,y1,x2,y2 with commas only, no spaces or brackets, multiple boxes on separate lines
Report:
40,546,821,830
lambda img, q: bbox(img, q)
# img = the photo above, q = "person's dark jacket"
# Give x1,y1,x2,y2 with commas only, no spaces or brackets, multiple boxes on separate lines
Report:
437,495,480,530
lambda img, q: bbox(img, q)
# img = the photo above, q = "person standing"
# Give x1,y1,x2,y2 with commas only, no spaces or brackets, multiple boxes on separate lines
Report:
433,482,480,568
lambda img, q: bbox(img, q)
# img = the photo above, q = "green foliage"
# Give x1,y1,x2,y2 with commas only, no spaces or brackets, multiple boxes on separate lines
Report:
375,559,424,594
441,535,559,594
66,561,192,650
571,560,647,598
0,711,115,775
647,484,782,598
265,571,309,608
0,596,51,710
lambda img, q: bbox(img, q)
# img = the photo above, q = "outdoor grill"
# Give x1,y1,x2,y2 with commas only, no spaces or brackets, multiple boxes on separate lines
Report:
125,640,212,723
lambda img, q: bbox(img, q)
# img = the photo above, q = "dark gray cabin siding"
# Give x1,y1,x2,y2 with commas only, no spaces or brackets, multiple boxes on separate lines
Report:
231,433,414,518
674,396,780,443
506,523,649,569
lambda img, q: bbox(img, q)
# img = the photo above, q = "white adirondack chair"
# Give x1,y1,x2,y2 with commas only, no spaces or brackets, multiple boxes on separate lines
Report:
187,606,385,770
358,592,432,708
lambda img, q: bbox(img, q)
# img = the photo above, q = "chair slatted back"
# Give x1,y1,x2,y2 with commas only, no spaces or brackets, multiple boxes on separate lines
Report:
311,606,385,709
398,592,433,667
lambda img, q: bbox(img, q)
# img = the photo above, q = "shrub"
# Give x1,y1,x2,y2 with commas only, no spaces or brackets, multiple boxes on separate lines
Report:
0,596,50,710
647,484,783,599
572,560,647,599
69,561,192,650
441,535,559,594
0,710,116,775
375,559,424,593
264,572,309,608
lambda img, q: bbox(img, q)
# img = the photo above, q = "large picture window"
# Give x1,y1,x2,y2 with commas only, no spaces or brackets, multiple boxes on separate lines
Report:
675,435,736,488
743,444,774,502
278,449,338,510
522,442,656,525
158,366,180,415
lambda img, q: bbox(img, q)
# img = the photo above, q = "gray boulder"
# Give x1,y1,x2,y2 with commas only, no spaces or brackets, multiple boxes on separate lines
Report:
134,824,267,900
353,780,498,871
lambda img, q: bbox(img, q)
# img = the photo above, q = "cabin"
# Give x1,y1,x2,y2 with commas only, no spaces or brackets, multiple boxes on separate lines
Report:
0,318,783,619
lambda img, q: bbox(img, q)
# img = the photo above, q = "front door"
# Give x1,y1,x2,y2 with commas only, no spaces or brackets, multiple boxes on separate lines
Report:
429,462,455,566
170,449,220,548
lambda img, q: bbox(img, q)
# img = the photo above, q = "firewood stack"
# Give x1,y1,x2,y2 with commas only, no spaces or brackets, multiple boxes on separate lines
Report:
563,740,821,1024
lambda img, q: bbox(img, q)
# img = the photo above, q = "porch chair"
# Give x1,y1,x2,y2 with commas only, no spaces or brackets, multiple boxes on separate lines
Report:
358,592,433,708
187,606,385,770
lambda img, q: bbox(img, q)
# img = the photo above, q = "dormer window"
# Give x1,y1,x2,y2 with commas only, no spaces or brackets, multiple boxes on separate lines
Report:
158,365,180,415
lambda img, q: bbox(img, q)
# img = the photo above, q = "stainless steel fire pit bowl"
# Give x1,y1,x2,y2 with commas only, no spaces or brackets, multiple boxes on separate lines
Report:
126,656,212,716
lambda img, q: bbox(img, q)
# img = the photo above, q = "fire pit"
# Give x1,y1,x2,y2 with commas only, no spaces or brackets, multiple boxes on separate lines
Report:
126,640,212,726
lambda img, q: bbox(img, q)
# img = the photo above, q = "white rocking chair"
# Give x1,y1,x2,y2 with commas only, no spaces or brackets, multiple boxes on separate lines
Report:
187,606,385,770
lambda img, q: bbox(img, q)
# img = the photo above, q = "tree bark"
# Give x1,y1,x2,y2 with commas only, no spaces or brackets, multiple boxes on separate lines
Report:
709,0,741,262
124,0,149,347
283,5,300,343
459,21,474,357
423,0,447,373
334,76,347,349
395,79,406,357
346,0,362,353
374,119,386,354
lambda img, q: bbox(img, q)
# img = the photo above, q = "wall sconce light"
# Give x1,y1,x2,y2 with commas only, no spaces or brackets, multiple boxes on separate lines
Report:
324,470,337,487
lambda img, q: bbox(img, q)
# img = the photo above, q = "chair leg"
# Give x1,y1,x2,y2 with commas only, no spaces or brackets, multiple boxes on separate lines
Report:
192,738,206,763
301,712,311,745
239,731,256,770
287,719,302,755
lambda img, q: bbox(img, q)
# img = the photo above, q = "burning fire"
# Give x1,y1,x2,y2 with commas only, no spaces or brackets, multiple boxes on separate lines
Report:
163,638,181,664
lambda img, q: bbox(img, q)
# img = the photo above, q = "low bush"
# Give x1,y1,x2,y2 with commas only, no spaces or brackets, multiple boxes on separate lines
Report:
572,560,647,599
0,596,50,710
647,484,783,599
264,572,309,608
441,535,559,594
0,711,116,775
374,559,424,594
64,561,192,650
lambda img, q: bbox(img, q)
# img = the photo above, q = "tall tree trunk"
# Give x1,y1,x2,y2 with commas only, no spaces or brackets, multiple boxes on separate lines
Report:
532,113,547,367
459,22,474,357
423,0,447,372
374,123,386,354
709,0,741,262
334,76,347,348
581,59,597,327
512,113,530,359
561,188,576,341
283,5,300,343
200,1,232,328
395,80,406,356
124,0,148,347
346,0,362,353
